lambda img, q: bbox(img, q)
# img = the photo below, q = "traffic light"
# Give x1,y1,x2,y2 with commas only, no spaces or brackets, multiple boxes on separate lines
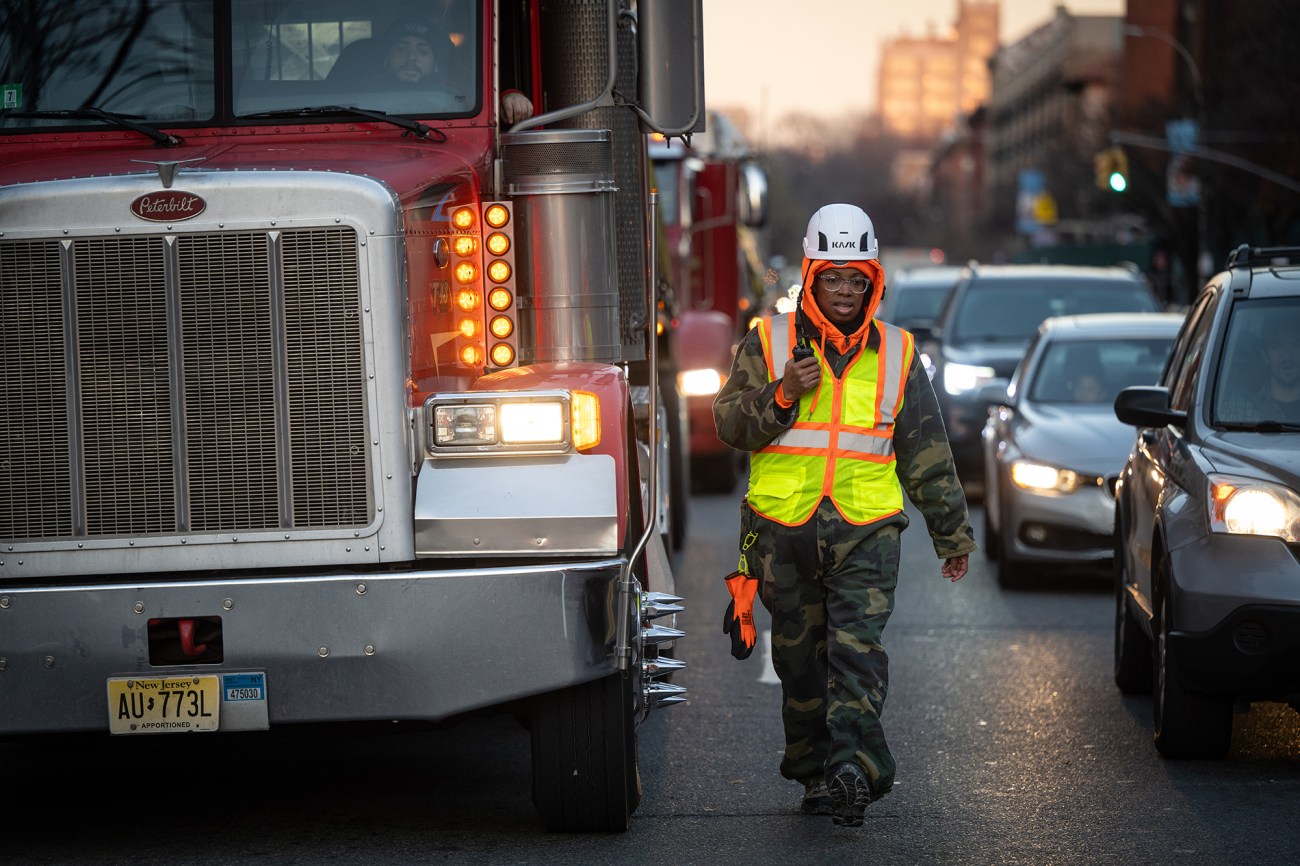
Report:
1108,147,1129,192
1094,147,1129,193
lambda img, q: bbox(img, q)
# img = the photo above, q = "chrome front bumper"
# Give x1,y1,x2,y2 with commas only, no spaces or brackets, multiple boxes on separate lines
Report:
0,559,629,735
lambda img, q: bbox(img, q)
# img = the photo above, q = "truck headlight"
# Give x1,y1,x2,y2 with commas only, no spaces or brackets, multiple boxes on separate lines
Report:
427,389,599,455
678,368,726,397
1010,460,1082,494
1209,474,1300,541
943,362,996,396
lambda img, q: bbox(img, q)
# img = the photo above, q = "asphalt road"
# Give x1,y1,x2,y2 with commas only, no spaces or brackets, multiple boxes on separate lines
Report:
5,493,1300,865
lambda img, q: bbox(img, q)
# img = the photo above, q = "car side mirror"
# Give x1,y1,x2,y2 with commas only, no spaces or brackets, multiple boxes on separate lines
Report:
1113,385,1186,429
910,324,935,344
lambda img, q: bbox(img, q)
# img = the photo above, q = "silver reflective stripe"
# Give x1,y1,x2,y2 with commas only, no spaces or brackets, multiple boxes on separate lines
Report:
876,322,909,423
769,428,830,450
838,430,895,457
770,314,793,379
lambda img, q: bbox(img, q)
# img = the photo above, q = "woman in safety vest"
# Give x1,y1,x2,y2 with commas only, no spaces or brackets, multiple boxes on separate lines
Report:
713,203,975,828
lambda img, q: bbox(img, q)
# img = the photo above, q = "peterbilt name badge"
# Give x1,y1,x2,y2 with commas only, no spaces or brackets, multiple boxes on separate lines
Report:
131,191,206,221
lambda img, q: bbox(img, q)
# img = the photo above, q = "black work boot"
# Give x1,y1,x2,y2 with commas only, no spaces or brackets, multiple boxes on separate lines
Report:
826,762,872,827
801,779,833,815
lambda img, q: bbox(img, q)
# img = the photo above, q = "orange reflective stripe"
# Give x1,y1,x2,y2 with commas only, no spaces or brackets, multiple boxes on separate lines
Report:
830,448,895,464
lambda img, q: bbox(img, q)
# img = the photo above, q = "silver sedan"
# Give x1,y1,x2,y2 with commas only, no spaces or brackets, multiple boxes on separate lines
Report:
980,312,1184,587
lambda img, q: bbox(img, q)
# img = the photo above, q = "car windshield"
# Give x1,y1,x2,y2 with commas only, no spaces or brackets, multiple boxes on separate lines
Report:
1028,336,1174,405
888,284,953,326
0,0,481,130
1212,298,1300,426
948,277,1159,346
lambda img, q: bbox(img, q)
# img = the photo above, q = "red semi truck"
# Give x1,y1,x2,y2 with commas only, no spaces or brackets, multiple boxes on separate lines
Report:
0,0,702,832
650,110,769,492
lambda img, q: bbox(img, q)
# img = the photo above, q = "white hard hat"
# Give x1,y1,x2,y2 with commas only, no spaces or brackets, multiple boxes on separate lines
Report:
802,203,879,261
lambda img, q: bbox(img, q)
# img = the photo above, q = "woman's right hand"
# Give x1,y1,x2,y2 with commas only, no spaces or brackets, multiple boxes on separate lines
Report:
782,357,821,402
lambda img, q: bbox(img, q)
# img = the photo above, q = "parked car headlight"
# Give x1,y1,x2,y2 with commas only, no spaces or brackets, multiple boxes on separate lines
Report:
1010,460,1082,494
943,361,996,396
1208,474,1300,541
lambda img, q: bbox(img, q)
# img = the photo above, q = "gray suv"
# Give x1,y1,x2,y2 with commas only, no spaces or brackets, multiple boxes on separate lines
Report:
920,263,1162,482
1113,244,1300,758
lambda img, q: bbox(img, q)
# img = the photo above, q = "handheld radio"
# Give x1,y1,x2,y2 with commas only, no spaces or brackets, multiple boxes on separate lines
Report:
792,309,814,361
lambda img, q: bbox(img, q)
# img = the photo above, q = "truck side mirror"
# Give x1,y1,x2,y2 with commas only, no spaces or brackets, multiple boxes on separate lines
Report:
737,161,768,228
637,0,705,137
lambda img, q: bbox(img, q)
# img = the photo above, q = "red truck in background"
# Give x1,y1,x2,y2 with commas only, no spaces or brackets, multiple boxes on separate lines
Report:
0,0,703,832
650,110,769,492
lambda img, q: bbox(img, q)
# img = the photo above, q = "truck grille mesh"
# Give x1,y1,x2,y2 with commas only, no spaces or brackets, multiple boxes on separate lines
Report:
0,241,71,538
0,228,369,541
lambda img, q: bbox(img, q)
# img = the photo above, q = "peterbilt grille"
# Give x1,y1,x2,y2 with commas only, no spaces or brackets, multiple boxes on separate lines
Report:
0,228,370,541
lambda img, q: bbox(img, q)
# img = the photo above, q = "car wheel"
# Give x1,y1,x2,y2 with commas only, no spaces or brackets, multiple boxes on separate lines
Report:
1152,569,1232,759
995,494,1027,588
1113,539,1152,694
981,473,1001,560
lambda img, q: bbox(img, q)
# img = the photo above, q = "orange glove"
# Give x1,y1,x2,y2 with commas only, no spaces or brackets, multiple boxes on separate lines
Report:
722,570,759,660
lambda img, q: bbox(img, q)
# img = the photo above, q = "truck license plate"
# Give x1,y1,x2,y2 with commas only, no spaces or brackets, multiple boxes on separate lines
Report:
107,675,220,734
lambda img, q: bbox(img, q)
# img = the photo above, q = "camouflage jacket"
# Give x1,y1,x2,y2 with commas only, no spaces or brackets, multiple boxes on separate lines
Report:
713,321,976,560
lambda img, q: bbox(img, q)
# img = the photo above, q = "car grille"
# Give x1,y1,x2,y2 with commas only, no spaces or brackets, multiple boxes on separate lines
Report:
0,228,371,541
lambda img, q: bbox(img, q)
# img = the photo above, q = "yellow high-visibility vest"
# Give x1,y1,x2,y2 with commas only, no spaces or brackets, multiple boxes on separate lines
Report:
751,312,914,526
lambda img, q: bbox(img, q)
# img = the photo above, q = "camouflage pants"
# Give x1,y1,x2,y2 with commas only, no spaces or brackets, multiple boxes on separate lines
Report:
745,498,901,798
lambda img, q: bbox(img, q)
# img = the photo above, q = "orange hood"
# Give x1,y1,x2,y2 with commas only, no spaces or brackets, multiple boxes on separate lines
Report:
798,256,887,355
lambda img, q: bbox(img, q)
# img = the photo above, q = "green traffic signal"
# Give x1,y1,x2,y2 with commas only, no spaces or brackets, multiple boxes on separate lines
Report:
1107,147,1129,193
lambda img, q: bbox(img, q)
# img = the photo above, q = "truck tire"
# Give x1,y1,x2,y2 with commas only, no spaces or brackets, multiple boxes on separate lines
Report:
693,449,743,494
530,671,641,832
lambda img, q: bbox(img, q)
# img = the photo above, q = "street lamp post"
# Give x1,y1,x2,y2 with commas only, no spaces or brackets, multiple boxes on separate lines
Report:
1124,24,1209,295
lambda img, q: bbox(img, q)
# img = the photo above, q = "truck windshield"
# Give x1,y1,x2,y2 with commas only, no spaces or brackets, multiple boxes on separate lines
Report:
0,1,482,131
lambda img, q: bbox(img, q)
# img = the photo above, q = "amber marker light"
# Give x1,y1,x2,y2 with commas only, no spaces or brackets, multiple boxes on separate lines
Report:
1211,480,1237,522
459,317,478,338
488,260,512,283
484,204,510,228
486,232,510,256
490,315,514,339
570,390,600,450
460,344,483,365
456,289,480,311
453,207,475,229
453,235,477,256
490,343,515,367
488,287,513,311
455,262,477,284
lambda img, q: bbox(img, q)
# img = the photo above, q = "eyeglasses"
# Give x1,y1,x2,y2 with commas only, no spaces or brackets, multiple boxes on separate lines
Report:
817,273,870,294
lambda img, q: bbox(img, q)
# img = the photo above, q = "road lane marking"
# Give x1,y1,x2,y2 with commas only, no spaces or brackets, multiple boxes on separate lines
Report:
758,629,780,684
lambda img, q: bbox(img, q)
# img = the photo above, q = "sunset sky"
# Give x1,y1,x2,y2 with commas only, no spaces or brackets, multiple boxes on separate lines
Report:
703,0,1125,126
